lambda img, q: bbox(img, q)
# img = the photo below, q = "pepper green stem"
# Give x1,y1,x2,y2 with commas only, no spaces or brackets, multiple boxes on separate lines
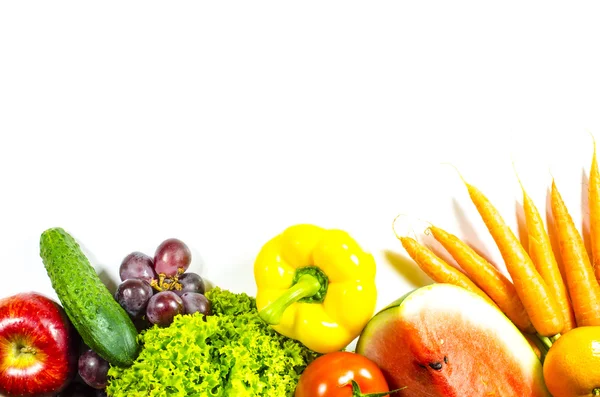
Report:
259,274,322,325
344,380,407,397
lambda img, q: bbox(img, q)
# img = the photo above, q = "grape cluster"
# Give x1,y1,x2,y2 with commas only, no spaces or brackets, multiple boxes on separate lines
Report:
116,238,211,328
61,238,212,396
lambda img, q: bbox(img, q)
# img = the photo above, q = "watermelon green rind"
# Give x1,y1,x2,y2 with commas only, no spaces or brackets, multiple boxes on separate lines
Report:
356,283,550,397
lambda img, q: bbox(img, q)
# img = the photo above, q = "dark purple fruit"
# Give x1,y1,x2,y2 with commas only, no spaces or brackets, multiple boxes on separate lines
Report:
146,291,184,326
78,349,109,389
153,238,191,276
114,279,154,319
119,252,156,283
180,292,212,317
174,272,205,296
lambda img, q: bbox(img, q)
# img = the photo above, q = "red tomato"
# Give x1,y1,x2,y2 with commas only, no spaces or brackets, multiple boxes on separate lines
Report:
295,351,391,397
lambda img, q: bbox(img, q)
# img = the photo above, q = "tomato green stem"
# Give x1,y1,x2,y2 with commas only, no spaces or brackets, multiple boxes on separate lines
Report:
345,380,406,397
593,387,600,396
259,274,322,325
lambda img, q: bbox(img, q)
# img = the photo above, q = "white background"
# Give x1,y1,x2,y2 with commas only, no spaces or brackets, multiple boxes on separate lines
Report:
2,2,600,324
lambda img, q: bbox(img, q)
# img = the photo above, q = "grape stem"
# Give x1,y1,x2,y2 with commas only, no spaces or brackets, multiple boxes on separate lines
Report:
151,268,185,292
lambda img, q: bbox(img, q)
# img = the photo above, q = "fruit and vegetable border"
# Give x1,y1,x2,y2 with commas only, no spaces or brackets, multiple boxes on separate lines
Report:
2,143,600,397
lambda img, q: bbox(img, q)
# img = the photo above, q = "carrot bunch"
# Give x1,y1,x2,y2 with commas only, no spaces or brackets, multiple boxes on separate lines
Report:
396,143,600,339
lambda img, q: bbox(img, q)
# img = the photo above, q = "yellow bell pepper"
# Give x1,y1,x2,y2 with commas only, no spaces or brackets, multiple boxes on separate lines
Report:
254,224,377,353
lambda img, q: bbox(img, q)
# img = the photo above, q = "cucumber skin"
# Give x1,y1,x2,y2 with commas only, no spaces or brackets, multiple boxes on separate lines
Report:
40,227,139,367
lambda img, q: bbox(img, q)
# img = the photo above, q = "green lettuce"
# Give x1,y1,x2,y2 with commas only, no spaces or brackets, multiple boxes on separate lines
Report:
106,287,319,397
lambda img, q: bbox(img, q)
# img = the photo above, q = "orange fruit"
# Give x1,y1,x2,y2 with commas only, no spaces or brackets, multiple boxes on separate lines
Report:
543,326,600,397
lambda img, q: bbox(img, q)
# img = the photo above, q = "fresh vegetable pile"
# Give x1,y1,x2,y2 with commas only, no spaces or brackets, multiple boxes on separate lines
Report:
6,143,600,396
0,224,390,397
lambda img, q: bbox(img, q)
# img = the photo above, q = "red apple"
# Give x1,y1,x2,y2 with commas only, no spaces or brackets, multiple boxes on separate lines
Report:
0,292,78,397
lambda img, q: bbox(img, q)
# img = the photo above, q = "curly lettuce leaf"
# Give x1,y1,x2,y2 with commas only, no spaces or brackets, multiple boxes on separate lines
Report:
106,288,319,397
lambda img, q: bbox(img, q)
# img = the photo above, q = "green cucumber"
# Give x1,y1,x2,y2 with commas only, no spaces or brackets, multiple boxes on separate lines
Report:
40,227,139,367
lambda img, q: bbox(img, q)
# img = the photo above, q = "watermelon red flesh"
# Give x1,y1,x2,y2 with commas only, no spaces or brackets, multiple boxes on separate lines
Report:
356,284,550,397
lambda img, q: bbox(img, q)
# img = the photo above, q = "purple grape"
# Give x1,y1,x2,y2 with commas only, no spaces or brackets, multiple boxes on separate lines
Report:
180,292,212,316
146,291,184,326
78,349,109,389
154,238,191,276
174,272,205,296
58,382,96,397
114,279,154,319
119,252,156,283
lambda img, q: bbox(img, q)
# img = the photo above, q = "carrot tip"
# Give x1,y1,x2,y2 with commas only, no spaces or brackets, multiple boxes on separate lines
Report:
588,130,598,166
392,213,406,240
511,157,526,192
392,213,420,241
548,166,556,182
392,213,435,241
440,162,468,185
586,129,596,149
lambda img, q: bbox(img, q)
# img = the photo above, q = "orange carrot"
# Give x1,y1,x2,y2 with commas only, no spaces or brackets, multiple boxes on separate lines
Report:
551,179,600,326
428,225,535,333
517,179,576,333
463,180,564,337
399,236,498,308
589,136,600,282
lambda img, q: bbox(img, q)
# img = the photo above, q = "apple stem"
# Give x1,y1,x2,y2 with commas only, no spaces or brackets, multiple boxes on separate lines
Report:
19,346,36,355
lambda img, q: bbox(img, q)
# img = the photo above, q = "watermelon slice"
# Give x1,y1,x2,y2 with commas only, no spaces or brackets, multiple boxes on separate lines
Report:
355,284,550,396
